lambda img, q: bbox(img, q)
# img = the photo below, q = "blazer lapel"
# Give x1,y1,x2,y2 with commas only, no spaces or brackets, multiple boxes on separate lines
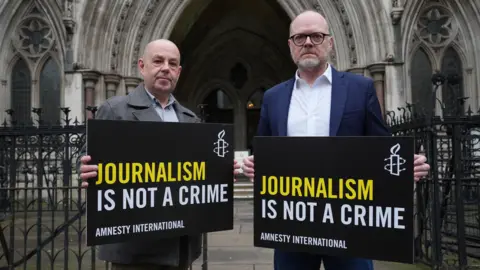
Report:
174,103,198,123
329,68,348,136
277,78,295,136
127,85,163,122
132,107,163,122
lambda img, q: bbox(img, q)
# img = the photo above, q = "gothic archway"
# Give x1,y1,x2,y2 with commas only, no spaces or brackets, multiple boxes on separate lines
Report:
169,0,295,150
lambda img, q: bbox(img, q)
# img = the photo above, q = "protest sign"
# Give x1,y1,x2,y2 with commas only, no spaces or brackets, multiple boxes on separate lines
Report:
85,119,234,246
253,136,414,263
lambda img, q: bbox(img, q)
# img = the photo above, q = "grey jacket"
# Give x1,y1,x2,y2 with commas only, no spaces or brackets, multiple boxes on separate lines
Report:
77,84,202,267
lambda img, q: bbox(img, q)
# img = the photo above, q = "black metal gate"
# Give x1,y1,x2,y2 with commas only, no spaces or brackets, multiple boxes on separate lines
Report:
386,73,480,269
0,107,210,270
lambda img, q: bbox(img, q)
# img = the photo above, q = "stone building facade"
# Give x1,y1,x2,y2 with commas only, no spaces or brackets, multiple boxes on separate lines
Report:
0,0,479,152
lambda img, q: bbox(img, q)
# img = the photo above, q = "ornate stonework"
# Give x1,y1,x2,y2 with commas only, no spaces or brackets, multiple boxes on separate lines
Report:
331,0,358,65
13,11,54,61
0,0,478,122
130,0,161,71
110,0,132,71
415,5,457,48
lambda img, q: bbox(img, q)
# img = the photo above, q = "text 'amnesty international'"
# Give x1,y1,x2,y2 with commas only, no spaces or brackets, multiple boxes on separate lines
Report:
95,161,229,212
259,175,406,229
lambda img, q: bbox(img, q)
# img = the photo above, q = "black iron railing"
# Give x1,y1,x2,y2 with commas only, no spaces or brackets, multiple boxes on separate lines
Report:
386,72,480,269
0,106,210,270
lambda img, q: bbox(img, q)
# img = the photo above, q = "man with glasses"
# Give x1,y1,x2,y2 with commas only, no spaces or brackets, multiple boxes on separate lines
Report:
241,10,430,270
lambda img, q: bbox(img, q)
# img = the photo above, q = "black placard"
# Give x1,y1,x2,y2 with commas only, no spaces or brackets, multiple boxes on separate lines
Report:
86,119,234,246
253,136,414,264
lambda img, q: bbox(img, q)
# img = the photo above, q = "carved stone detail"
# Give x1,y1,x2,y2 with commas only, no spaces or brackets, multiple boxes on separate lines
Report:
63,0,76,47
124,76,143,94
13,15,54,59
331,0,358,65
110,0,133,71
104,73,122,98
82,70,100,88
415,5,457,48
391,7,404,25
131,0,161,70
367,63,386,78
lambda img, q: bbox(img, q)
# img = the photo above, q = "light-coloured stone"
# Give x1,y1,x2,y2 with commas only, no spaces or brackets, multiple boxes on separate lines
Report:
0,0,478,134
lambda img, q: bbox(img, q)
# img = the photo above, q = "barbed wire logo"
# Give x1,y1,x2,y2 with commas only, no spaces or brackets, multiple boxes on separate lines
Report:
213,129,229,158
384,143,406,176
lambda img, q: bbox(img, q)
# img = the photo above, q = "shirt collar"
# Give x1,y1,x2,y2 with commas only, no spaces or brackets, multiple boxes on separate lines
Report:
294,63,332,89
144,88,176,108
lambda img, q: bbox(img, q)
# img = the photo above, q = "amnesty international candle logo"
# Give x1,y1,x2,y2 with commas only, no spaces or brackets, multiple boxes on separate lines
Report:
213,129,229,158
86,119,234,246
253,136,415,264
384,143,406,176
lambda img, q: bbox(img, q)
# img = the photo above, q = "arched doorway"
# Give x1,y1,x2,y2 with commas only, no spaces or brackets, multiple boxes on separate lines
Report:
202,89,234,123
170,0,296,150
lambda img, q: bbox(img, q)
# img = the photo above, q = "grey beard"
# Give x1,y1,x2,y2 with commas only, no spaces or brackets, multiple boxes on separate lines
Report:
298,58,321,70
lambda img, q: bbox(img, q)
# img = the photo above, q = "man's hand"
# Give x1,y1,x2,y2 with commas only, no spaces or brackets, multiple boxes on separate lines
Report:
79,155,98,188
233,160,241,182
414,154,430,181
242,155,254,182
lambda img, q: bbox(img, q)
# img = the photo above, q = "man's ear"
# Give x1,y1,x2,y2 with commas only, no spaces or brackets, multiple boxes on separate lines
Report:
138,58,145,74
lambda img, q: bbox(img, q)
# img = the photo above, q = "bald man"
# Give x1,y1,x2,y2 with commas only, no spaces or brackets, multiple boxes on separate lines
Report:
242,10,430,270
78,39,241,269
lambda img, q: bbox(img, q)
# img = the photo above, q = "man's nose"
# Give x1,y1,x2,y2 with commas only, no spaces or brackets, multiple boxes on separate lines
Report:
303,37,314,47
160,61,170,72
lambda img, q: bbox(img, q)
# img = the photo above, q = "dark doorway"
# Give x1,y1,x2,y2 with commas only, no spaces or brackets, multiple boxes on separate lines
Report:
170,0,295,149
202,89,234,124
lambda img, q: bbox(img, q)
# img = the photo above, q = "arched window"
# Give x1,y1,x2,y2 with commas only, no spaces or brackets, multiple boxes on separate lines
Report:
7,7,61,126
410,48,433,115
39,57,61,124
11,58,32,125
202,89,234,123
441,47,463,116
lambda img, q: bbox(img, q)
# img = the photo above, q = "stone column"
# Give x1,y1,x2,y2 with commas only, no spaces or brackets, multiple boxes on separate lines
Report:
234,100,247,150
104,74,122,99
82,70,100,119
0,80,7,124
124,76,143,94
367,64,386,117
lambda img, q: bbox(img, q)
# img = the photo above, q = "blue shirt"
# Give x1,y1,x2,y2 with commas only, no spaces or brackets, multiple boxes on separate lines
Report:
144,88,179,122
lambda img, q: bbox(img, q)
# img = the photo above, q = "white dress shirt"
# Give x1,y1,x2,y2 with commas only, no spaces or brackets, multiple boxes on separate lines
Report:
287,64,332,137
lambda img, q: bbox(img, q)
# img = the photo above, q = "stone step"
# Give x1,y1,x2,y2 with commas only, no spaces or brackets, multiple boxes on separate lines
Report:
234,182,254,199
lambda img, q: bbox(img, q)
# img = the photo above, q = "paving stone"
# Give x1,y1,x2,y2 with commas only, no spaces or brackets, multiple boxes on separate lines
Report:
204,246,273,264
208,232,254,247
191,265,254,270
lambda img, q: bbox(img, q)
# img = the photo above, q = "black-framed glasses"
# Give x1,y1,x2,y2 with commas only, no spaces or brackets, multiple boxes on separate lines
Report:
289,32,330,46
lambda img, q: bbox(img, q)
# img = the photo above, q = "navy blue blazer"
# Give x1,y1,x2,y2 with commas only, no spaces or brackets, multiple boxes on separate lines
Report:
257,67,391,137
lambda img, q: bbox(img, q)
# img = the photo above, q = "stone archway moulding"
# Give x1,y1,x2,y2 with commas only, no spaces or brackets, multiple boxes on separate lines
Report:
73,0,393,76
